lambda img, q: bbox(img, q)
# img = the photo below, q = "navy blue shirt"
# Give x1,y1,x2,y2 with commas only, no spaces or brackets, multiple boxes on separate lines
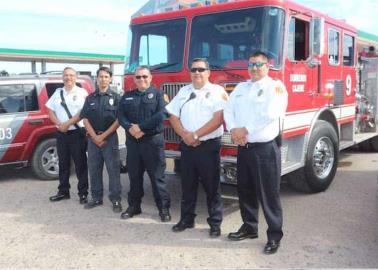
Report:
118,86,165,136
80,88,120,133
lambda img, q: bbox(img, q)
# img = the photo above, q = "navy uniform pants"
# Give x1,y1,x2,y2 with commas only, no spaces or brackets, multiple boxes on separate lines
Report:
87,132,122,202
56,129,88,197
237,140,283,242
179,138,223,228
126,133,170,210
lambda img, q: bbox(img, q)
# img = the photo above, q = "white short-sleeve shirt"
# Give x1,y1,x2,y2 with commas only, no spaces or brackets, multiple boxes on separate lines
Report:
45,86,88,130
166,82,227,141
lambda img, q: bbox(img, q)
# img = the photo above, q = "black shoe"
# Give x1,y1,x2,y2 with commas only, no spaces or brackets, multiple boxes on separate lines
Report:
209,226,221,237
121,206,141,219
112,201,122,213
172,221,194,232
79,195,88,204
228,226,258,241
49,193,70,202
159,208,171,222
84,199,103,209
264,240,280,254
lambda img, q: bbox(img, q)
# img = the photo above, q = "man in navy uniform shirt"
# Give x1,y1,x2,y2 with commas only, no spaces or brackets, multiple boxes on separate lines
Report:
81,67,122,213
118,66,171,222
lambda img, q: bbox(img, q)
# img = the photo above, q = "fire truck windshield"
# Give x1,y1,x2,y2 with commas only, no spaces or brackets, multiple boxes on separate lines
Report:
125,18,186,74
189,7,285,69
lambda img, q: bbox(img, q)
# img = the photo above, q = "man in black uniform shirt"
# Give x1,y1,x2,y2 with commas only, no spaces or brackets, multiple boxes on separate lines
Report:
118,66,171,222
80,67,122,212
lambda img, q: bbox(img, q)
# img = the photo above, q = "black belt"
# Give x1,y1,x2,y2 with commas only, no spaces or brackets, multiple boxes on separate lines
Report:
240,140,273,149
127,133,161,142
199,137,221,144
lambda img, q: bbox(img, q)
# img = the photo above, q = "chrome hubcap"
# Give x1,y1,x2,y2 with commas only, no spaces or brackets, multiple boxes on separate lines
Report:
312,136,334,179
41,146,59,176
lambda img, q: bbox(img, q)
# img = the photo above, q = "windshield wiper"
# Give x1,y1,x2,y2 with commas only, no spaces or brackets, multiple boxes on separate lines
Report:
150,62,179,71
209,64,245,80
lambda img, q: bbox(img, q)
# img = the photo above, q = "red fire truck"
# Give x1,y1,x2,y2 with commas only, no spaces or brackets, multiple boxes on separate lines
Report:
124,0,378,192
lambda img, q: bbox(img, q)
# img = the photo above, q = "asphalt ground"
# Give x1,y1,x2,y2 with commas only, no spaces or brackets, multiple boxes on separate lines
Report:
0,148,377,269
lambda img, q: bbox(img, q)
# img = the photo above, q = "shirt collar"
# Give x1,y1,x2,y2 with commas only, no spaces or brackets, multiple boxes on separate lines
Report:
94,87,112,96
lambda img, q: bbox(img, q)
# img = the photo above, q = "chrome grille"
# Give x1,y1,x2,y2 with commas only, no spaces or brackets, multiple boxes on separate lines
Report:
164,126,180,143
161,82,188,101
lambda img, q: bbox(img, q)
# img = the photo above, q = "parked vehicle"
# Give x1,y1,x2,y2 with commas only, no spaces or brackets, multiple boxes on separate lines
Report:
124,0,378,192
0,74,94,180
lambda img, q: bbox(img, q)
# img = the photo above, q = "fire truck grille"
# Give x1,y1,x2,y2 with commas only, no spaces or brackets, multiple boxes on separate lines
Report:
164,126,181,142
161,82,189,101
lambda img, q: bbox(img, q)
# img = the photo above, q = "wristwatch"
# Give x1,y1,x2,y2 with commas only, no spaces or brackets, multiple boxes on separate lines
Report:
193,132,199,140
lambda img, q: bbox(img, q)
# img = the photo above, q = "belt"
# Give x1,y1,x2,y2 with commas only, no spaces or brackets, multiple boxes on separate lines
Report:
240,140,273,149
199,137,221,144
127,133,161,142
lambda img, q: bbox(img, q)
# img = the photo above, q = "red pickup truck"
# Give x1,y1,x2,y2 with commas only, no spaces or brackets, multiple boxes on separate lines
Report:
0,74,94,179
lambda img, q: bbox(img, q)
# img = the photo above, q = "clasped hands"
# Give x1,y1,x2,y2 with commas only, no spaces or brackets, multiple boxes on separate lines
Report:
181,130,200,147
230,127,248,146
129,124,145,139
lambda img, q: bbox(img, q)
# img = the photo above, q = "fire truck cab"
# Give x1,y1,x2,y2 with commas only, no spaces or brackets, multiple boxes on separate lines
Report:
124,0,378,192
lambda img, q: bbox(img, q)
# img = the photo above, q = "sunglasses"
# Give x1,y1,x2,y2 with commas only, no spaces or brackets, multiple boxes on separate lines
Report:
190,67,208,73
135,75,149,79
248,62,267,69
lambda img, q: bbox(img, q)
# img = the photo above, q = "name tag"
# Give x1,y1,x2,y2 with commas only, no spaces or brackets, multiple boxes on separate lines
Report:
125,97,133,100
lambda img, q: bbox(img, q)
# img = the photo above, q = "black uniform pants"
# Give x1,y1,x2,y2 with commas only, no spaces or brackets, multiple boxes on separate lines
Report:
56,129,88,197
237,140,283,242
126,133,170,210
179,138,223,227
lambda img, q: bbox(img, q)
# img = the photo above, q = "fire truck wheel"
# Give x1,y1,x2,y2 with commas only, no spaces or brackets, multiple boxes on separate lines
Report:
288,120,338,193
369,136,378,151
31,138,59,180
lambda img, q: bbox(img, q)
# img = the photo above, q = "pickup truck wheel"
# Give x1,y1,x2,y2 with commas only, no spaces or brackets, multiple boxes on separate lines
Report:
288,120,338,193
31,138,59,180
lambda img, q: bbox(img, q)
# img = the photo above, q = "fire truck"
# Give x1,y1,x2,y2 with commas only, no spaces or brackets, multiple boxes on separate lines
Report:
124,0,378,192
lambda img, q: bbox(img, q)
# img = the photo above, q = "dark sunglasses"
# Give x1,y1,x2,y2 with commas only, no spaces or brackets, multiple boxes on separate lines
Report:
190,67,208,73
135,75,149,79
248,62,267,68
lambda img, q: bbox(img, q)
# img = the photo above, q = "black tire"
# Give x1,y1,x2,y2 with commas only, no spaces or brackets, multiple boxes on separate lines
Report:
288,120,338,193
31,138,59,180
369,136,378,152
358,140,372,151
174,159,181,174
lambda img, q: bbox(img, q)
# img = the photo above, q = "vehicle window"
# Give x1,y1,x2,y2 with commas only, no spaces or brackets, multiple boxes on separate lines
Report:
288,17,310,61
24,84,39,111
343,34,354,66
0,84,38,113
125,18,186,73
328,29,340,65
189,7,285,69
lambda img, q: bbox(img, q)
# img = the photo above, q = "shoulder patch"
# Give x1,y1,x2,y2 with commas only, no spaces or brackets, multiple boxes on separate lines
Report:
275,86,284,95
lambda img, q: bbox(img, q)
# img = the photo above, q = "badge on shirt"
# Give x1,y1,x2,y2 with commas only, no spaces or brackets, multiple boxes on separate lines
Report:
109,98,114,106
257,89,263,96
205,92,211,98
147,93,154,99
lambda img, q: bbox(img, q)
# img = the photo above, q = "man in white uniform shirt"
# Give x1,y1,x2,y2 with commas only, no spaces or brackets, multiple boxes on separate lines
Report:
224,51,288,254
46,67,89,204
166,58,228,237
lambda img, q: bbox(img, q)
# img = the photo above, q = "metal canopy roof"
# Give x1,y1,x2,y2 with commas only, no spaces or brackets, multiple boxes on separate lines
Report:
0,48,124,64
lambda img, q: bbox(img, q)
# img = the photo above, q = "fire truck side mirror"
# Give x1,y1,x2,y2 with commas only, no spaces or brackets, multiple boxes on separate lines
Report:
310,17,325,58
